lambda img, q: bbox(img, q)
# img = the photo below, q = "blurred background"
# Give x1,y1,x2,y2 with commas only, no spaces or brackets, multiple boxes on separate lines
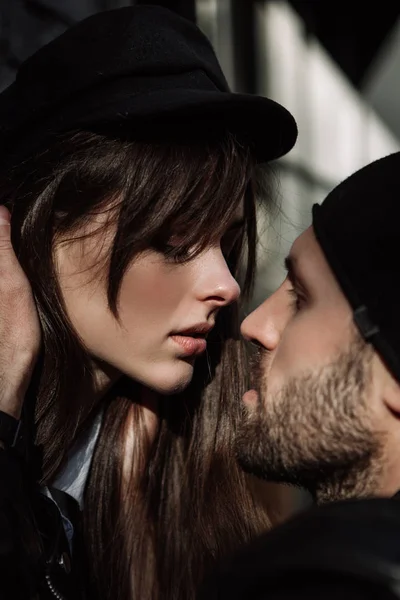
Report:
1,0,400,519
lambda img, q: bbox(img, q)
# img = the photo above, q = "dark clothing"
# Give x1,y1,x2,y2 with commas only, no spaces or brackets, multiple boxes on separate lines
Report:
0,448,83,599
198,497,400,600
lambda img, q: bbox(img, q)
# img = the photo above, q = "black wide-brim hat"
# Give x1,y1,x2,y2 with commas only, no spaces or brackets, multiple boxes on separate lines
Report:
0,5,297,167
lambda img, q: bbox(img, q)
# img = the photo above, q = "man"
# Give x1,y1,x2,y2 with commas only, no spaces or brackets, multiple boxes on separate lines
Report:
238,151,400,505
199,151,400,599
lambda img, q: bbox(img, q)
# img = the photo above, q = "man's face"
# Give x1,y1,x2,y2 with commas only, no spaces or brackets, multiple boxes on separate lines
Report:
237,226,386,504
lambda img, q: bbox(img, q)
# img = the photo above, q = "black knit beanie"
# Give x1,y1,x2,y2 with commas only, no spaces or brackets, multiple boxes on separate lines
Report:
313,152,400,382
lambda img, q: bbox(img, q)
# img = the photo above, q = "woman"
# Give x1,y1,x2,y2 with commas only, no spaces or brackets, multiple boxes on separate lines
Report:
0,5,297,600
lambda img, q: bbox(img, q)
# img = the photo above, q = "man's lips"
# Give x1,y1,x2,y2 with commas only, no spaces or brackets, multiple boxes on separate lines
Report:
243,389,258,406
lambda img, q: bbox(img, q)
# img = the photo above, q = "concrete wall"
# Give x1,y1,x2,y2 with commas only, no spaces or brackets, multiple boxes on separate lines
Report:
250,1,399,307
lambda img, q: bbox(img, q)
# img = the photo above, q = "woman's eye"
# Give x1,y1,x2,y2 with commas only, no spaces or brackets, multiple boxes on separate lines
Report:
163,245,190,263
162,237,197,263
163,244,177,253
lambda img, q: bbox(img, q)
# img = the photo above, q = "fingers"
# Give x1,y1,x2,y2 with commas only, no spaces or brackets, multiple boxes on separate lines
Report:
0,205,12,251
0,206,26,282
0,205,41,419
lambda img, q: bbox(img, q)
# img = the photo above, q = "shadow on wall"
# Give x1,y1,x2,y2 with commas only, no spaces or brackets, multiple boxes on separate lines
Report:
0,0,150,92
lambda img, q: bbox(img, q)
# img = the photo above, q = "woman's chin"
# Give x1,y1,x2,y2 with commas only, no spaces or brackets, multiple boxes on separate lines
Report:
115,357,196,396
154,375,194,396
143,362,195,396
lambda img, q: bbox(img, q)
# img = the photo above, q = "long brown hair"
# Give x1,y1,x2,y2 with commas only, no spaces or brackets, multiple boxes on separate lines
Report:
1,128,274,599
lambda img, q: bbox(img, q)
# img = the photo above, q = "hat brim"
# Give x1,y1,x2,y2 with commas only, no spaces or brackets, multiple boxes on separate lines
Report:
71,88,298,163
3,85,297,165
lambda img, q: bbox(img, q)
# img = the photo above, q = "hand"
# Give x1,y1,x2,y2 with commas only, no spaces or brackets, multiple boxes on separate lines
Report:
0,206,41,419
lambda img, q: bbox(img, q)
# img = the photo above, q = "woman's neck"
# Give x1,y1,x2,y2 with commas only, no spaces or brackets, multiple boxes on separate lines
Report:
88,357,122,403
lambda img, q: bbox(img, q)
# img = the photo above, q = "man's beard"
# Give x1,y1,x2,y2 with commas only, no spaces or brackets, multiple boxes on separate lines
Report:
236,335,385,504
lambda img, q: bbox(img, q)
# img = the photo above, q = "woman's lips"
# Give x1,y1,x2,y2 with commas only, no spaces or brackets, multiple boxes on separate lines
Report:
170,334,207,356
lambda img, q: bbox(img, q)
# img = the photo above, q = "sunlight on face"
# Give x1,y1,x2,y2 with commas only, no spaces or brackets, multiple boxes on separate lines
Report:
54,202,244,396
241,226,356,398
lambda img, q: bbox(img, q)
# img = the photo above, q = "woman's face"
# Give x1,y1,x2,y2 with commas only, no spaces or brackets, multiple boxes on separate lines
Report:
54,203,244,395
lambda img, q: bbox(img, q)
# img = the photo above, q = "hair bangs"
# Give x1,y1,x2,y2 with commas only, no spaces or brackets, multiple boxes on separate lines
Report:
106,133,255,314
146,133,255,262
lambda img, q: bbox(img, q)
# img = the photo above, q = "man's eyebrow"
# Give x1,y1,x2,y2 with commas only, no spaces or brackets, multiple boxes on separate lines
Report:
284,255,307,290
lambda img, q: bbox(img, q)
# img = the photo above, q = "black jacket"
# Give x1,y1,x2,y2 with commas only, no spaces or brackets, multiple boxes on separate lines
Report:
0,448,83,599
198,497,400,600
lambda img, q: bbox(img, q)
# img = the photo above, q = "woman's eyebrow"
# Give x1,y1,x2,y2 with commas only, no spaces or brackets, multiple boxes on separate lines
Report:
228,217,245,230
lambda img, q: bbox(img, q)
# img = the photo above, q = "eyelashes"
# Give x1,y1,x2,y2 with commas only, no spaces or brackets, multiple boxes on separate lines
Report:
286,287,304,311
162,228,244,265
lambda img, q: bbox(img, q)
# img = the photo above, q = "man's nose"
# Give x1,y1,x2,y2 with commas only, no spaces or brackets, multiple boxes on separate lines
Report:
241,284,290,351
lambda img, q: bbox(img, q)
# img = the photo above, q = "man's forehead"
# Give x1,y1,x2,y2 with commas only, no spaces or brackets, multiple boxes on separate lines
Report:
288,225,344,297
288,226,315,266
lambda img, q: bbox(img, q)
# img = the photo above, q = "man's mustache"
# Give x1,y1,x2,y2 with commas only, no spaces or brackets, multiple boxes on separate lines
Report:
248,344,268,392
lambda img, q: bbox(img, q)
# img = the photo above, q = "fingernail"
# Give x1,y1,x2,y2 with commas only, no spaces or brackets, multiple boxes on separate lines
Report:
0,205,10,225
